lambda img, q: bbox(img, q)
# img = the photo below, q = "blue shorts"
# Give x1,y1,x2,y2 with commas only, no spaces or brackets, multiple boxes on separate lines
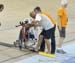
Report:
40,26,55,39
59,27,66,38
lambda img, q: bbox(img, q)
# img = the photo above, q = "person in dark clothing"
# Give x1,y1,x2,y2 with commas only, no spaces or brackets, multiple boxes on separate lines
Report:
39,25,56,54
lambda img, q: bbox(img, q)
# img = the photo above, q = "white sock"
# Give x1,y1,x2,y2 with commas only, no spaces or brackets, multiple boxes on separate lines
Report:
57,48,62,50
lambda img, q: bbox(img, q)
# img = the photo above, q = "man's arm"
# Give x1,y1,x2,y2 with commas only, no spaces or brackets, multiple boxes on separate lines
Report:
27,20,40,28
57,16,62,30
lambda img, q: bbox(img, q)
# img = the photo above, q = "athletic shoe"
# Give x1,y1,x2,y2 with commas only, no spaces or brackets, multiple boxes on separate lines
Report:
56,49,66,54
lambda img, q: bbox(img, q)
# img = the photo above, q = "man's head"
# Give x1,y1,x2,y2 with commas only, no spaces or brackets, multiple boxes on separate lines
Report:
34,6,41,14
61,0,68,8
30,11,36,19
0,4,4,12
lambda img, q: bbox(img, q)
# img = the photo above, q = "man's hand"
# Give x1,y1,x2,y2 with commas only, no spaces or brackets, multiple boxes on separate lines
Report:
58,26,62,31
57,16,62,30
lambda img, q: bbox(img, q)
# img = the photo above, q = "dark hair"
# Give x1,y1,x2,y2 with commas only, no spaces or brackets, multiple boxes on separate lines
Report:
0,4,4,9
34,6,41,12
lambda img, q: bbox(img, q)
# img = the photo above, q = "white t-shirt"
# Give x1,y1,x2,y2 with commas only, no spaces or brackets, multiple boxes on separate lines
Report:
35,13,54,30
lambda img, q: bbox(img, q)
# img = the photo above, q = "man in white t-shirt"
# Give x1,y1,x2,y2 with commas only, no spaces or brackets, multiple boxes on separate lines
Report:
30,7,56,54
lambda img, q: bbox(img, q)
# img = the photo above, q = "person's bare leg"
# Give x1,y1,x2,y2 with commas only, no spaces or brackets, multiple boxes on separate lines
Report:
58,37,65,48
57,37,66,54
44,39,51,53
35,35,43,51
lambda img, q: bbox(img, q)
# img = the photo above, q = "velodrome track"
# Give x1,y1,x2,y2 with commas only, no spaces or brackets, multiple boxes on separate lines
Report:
0,0,75,63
